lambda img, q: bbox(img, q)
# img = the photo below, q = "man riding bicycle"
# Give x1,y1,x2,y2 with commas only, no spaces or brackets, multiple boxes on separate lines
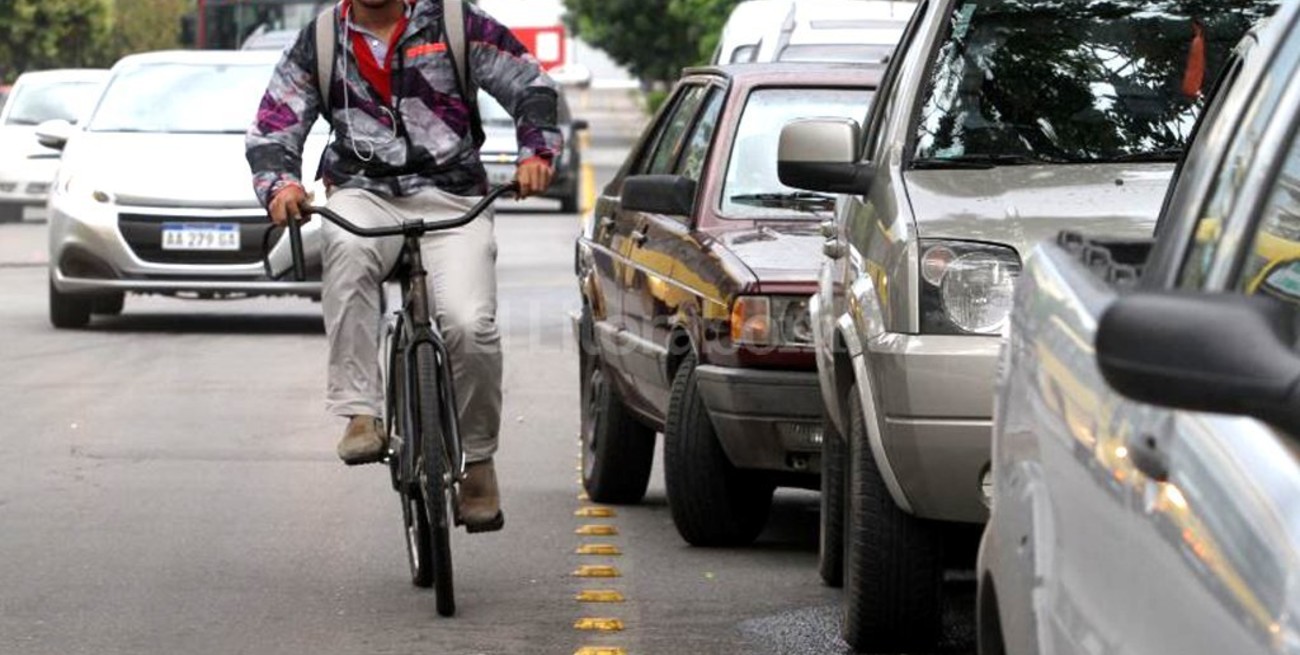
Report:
246,0,559,532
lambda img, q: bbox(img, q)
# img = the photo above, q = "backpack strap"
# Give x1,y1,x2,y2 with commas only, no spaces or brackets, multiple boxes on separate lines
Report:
442,0,485,145
314,6,336,113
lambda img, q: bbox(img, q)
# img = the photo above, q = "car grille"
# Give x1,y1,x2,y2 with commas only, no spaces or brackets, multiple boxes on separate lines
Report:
0,182,16,193
118,213,270,265
25,182,50,195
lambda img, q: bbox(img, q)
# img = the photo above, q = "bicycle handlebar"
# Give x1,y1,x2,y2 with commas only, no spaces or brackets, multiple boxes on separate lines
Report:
281,182,519,282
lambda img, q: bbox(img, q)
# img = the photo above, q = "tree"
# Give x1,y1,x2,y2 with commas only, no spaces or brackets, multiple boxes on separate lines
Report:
563,0,698,84
0,0,113,82
103,0,188,62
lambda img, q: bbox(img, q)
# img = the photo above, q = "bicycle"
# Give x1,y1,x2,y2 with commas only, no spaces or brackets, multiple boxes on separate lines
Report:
280,182,518,617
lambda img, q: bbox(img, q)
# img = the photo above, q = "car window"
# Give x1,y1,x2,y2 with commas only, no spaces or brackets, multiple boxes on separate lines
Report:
722,87,874,219
678,90,724,183
912,0,1276,167
777,44,895,64
1179,56,1293,290
1235,136,1300,305
862,0,927,160
647,85,710,175
89,62,275,134
4,78,102,126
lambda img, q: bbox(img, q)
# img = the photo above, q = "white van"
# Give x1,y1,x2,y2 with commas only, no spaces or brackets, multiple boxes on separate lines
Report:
713,0,916,65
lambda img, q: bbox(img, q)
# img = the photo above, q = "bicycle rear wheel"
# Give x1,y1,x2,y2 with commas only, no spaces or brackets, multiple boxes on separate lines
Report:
415,343,455,617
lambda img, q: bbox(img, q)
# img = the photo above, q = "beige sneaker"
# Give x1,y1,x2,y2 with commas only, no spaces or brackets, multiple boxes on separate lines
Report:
459,459,505,533
337,416,386,465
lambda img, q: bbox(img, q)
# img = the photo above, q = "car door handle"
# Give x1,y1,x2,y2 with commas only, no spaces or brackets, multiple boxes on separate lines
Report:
631,228,649,245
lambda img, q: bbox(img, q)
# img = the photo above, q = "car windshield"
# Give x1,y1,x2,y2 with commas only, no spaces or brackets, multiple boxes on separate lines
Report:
913,0,1277,166
4,78,102,126
722,87,873,219
88,62,275,134
778,43,896,63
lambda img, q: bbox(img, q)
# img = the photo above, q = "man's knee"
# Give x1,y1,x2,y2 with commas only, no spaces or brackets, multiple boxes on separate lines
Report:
441,313,500,351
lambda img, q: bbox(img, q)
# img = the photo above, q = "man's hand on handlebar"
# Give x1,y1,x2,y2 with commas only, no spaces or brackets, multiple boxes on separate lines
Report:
516,159,553,199
269,183,311,226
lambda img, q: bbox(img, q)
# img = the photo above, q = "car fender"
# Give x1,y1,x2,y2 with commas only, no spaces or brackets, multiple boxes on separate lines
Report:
841,274,914,513
809,290,846,434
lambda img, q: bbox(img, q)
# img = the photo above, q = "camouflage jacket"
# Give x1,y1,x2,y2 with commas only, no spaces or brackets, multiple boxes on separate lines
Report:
246,0,561,205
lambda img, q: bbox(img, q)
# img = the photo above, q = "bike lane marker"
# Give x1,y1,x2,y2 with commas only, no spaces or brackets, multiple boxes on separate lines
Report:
575,544,622,556
574,647,626,655
575,589,625,603
576,524,618,536
575,618,625,632
575,506,617,518
573,564,621,578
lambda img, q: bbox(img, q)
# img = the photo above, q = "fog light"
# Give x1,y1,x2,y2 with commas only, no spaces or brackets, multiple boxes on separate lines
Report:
776,422,823,449
980,465,994,508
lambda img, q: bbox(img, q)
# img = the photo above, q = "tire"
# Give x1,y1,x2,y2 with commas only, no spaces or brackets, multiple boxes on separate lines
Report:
664,352,774,547
842,384,943,652
0,204,22,223
415,344,455,618
560,187,580,214
579,308,655,504
93,293,125,316
49,277,92,329
402,486,434,588
819,416,845,588
390,327,433,588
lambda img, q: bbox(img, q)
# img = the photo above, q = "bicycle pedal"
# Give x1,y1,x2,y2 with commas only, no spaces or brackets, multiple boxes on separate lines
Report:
464,511,505,534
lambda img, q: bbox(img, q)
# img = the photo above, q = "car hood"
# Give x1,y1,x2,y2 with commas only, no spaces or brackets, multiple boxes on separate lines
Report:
710,222,823,284
62,131,327,209
903,163,1174,255
0,125,59,161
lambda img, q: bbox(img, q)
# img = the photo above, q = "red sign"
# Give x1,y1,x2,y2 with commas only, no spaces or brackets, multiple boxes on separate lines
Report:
511,26,567,71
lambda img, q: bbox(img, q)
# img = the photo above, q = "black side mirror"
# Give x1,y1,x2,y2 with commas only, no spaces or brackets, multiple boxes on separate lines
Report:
621,174,696,217
572,119,590,132
1097,292,1300,434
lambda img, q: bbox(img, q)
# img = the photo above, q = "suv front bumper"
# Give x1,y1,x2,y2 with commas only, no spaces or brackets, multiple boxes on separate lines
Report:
694,365,824,475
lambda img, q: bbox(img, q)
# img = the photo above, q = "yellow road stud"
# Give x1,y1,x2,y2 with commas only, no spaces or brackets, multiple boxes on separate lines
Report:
576,524,618,536
576,589,625,603
574,618,625,632
573,564,621,578
575,544,622,556
578,491,590,501
575,506,616,518
574,648,626,655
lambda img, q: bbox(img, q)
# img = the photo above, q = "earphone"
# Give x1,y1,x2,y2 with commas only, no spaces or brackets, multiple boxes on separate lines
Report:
341,11,399,162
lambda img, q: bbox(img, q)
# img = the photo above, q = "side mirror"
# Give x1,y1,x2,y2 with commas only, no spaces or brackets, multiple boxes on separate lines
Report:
778,118,872,194
572,119,590,132
35,119,74,151
622,174,696,217
1097,292,1300,434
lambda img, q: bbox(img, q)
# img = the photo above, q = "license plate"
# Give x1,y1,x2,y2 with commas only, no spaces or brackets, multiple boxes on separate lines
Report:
161,223,240,251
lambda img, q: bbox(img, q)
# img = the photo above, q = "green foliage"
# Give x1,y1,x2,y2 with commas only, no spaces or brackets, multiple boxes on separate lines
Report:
0,0,113,81
564,0,742,84
104,0,188,60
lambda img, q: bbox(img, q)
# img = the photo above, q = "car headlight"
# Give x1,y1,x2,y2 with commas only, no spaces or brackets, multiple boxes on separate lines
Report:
731,295,813,346
920,240,1021,335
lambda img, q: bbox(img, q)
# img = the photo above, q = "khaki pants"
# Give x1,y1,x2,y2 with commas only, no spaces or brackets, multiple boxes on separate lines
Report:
321,187,501,463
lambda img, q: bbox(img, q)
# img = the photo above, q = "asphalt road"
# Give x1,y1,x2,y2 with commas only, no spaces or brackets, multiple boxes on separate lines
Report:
0,91,973,655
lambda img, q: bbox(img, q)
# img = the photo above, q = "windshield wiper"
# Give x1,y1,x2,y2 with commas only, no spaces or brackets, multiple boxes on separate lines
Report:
911,154,1058,170
1102,149,1184,164
729,192,837,213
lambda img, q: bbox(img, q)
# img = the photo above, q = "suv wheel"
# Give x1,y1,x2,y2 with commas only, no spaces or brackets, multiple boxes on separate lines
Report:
819,416,845,587
49,277,92,329
664,351,774,546
843,383,943,652
579,307,655,504
93,293,125,316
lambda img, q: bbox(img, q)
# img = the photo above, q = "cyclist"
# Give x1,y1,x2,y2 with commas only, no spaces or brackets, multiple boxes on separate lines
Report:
246,0,559,532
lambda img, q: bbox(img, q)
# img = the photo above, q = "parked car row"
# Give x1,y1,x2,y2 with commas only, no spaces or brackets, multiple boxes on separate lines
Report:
577,0,1286,653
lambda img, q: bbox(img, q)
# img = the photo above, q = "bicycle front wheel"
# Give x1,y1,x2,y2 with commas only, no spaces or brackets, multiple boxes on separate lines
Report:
415,343,455,617
389,321,433,589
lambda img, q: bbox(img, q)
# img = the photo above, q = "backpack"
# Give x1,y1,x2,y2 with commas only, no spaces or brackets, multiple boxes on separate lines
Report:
312,0,484,144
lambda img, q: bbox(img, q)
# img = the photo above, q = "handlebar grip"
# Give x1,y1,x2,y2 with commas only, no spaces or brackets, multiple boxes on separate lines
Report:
288,216,306,282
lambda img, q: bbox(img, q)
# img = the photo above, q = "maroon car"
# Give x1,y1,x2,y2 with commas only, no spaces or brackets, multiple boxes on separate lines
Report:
574,64,882,545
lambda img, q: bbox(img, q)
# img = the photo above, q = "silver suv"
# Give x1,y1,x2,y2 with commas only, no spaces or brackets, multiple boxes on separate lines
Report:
778,0,1274,650
979,5,1300,654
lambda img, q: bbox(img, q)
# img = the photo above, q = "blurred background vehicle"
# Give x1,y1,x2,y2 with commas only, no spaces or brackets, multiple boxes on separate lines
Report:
574,63,882,546
478,91,588,213
0,84,10,112
240,28,300,52
778,0,1277,650
713,0,916,65
45,50,327,329
0,69,107,223
979,6,1300,654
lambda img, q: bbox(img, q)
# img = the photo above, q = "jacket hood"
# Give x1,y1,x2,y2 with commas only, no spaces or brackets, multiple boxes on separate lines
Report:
904,163,1175,255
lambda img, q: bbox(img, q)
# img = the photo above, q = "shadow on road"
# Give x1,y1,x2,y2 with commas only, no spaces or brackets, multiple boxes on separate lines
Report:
89,312,325,336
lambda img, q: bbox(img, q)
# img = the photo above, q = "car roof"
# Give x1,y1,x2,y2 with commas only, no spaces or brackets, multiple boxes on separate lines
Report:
684,62,886,88
12,69,109,84
111,50,283,70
